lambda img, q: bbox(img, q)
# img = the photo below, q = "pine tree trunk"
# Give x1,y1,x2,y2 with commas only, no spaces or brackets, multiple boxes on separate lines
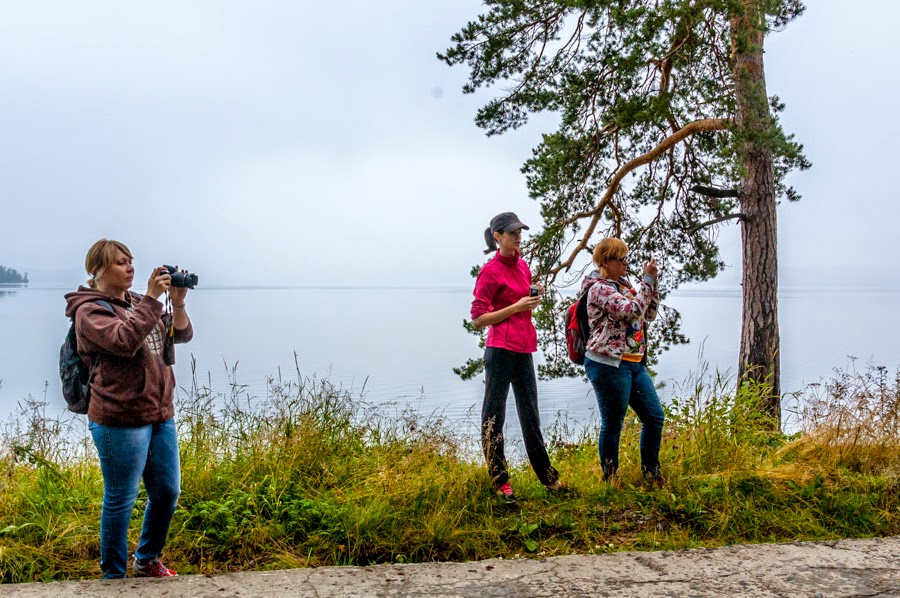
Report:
732,1,781,426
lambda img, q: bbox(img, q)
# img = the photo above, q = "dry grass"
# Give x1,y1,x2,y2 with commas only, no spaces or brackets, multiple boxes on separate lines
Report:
0,359,898,582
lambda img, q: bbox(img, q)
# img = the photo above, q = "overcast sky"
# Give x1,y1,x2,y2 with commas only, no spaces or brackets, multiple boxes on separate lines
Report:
1,1,897,288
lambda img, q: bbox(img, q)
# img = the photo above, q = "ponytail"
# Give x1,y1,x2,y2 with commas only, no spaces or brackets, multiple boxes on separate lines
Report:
483,227,498,254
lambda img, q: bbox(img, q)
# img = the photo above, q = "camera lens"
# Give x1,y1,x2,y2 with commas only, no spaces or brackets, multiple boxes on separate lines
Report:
163,264,198,289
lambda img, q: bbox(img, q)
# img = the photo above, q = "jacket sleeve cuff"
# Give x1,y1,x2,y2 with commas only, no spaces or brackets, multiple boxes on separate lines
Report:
174,321,194,343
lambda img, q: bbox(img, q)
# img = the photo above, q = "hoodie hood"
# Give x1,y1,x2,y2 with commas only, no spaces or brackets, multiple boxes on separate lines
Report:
580,269,604,295
580,269,633,297
64,286,138,320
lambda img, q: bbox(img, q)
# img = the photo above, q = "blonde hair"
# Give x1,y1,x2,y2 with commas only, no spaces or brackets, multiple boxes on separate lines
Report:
593,238,628,278
85,239,133,289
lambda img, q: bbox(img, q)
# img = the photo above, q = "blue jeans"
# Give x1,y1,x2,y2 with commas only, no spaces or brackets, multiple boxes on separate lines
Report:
89,419,181,579
585,358,664,478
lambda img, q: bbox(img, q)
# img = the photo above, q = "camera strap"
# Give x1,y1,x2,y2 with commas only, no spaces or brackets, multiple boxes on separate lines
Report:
161,291,176,365
163,291,174,339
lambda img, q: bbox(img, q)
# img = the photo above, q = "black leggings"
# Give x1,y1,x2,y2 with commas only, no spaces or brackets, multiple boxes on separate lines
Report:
481,347,559,486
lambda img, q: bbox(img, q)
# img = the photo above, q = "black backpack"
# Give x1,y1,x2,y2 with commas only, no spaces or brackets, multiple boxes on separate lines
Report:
59,300,114,414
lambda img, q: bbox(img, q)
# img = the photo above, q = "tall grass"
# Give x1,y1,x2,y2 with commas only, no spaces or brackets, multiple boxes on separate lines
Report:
1,359,898,583
783,360,900,475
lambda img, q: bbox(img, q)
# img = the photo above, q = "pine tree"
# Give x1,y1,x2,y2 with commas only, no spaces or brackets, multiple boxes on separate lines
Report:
441,0,810,426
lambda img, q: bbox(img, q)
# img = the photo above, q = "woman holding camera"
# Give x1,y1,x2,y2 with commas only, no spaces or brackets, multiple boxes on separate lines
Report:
470,212,567,505
64,239,193,579
581,238,664,482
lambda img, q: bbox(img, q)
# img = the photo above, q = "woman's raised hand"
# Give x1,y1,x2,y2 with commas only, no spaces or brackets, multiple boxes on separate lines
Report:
643,258,659,279
146,267,172,300
168,265,189,305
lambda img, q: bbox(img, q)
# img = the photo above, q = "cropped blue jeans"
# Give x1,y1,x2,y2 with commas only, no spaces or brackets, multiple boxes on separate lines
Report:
89,419,181,579
584,358,665,479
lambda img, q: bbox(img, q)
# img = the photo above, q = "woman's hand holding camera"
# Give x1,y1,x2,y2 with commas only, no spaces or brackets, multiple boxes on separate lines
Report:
146,265,191,331
146,267,172,300
169,269,190,330
146,265,191,303
167,265,189,306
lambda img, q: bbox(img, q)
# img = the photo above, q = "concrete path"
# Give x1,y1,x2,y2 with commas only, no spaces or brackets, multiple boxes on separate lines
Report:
1,536,897,597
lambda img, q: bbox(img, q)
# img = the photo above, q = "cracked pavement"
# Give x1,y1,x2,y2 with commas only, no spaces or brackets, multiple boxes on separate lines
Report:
1,536,897,597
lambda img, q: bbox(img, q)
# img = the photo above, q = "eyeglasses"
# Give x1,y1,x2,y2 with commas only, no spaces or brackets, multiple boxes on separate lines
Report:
610,255,628,263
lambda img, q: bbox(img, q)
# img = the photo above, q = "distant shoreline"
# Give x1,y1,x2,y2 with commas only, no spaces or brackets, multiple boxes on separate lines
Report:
3,282,900,294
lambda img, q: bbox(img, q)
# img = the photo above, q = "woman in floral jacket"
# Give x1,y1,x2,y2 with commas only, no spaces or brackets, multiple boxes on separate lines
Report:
581,238,664,482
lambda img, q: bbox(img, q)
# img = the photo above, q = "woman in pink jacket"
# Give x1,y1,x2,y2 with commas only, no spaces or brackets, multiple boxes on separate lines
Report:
470,212,567,505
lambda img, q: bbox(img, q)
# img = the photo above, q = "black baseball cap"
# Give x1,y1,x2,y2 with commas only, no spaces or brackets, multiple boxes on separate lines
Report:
490,212,530,233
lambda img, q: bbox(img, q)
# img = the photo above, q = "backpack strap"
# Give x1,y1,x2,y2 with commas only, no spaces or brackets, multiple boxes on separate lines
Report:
579,279,603,337
69,299,115,322
576,291,591,344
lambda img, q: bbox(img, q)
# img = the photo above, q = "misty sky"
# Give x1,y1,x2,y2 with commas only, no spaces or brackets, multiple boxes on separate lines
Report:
1,1,897,288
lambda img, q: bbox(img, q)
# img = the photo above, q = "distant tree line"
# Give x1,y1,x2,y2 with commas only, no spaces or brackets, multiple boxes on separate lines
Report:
0,266,28,284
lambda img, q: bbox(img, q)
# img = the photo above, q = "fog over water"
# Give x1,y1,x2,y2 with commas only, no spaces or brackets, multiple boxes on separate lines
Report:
2,284,896,436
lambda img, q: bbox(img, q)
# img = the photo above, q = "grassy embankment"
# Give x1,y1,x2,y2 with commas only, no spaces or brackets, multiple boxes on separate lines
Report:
1,361,898,583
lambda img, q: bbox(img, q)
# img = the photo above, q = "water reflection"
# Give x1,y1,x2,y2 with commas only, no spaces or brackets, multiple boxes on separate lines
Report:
0,284,24,299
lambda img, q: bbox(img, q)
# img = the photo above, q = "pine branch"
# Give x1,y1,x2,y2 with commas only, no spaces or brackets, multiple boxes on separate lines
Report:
551,117,731,278
690,184,739,198
689,212,747,234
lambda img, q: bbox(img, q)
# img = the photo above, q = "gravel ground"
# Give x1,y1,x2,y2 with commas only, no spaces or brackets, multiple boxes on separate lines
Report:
1,536,898,597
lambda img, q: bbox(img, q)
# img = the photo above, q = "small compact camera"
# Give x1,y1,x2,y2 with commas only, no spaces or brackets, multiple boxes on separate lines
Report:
529,285,540,297
162,265,199,289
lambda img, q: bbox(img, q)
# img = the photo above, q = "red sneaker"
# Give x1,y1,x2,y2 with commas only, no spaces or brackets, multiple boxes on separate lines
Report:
495,481,519,506
133,558,177,577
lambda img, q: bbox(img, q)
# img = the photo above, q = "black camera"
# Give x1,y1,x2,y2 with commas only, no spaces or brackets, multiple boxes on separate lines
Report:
529,285,540,297
163,265,199,289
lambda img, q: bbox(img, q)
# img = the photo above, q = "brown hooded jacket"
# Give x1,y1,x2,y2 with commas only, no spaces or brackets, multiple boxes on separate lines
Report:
64,286,193,426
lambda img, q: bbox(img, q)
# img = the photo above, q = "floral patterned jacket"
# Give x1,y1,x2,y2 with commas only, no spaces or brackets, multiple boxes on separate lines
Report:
580,269,659,365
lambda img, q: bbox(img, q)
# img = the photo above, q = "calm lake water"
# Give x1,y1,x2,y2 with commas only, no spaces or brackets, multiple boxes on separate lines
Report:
1,283,898,432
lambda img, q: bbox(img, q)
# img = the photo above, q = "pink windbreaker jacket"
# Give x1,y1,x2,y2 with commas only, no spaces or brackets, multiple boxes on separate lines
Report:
470,251,537,354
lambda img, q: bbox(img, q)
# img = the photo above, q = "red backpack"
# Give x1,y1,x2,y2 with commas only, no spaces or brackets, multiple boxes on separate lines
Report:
566,292,591,365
